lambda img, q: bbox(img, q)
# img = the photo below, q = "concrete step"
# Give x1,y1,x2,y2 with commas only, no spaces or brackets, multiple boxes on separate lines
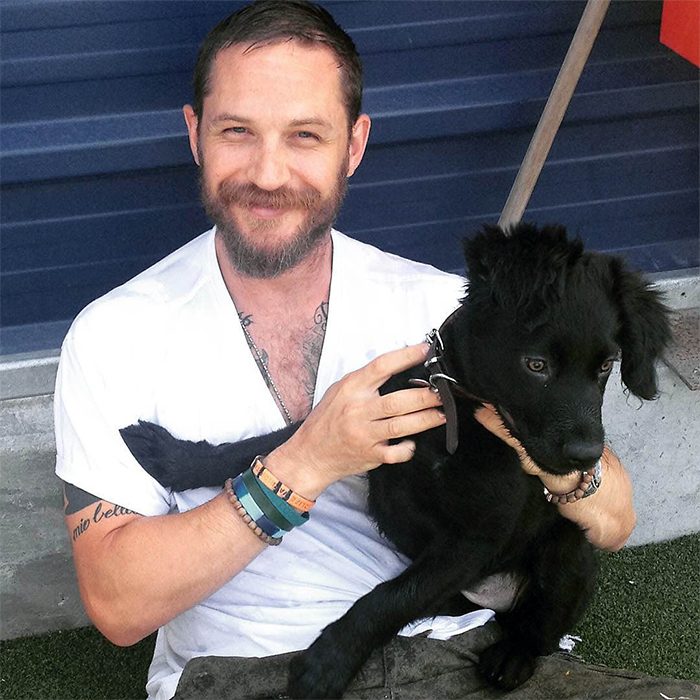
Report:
663,306,699,390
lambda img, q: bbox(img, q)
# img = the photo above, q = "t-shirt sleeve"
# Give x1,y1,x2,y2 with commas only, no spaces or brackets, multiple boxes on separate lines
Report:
54,315,173,516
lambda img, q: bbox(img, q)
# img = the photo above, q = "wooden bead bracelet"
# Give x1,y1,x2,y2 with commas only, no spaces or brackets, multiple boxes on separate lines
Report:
543,459,602,504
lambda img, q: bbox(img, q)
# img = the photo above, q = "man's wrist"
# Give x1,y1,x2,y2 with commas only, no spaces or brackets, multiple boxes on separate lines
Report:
538,470,581,496
541,460,603,504
263,444,330,501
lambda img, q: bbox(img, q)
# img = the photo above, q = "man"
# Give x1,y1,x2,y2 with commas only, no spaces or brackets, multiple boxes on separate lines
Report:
56,2,638,698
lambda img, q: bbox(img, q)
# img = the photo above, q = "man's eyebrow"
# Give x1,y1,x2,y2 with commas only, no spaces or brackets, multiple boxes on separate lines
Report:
289,117,333,130
209,114,333,130
210,113,248,124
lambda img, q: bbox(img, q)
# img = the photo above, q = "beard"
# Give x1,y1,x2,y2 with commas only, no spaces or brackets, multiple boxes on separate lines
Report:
200,159,348,278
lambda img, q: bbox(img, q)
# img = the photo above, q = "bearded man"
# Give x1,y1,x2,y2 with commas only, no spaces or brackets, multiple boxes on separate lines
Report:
55,3,640,699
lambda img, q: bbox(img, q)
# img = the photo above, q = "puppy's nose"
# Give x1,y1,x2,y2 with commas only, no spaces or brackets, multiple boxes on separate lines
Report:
563,440,604,467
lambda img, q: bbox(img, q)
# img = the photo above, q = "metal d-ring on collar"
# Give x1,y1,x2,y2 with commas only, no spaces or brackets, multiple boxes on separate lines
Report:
411,316,486,455
416,326,462,455
424,328,459,392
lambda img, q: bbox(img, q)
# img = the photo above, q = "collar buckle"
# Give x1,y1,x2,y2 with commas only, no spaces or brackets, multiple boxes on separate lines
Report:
423,328,460,455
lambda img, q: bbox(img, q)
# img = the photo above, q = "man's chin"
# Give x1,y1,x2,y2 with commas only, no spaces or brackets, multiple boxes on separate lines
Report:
216,224,329,278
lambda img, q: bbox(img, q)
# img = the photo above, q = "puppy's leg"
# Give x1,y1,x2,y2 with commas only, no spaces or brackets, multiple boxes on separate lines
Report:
479,520,597,690
120,421,300,491
288,537,493,699
122,373,411,492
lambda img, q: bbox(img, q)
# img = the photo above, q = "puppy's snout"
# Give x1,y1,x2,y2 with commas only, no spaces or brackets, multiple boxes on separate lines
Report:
562,440,604,468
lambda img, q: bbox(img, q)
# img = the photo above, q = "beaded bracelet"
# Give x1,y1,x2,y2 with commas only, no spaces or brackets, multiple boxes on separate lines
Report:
251,455,316,512
543,460,602,504
224,478,282,546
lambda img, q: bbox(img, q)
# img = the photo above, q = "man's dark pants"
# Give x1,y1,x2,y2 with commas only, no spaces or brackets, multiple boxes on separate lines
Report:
175,621,699,699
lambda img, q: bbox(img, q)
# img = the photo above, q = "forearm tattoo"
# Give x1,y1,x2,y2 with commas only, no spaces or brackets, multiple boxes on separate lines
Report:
63,481,135,542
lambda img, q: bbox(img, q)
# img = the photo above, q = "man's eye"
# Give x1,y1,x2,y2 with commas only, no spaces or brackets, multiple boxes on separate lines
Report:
296,131,318,140
225,126,247,134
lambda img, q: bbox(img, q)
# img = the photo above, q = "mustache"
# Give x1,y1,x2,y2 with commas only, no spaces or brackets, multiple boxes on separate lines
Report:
218,180,322,210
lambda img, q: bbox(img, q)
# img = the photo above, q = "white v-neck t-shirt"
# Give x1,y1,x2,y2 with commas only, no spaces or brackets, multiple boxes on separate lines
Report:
54,228,493,700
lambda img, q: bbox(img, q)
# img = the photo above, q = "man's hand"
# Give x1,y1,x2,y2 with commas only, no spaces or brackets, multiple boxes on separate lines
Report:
474,402,544,477
474,402,581,494
266,343,446,499
474,402,635,551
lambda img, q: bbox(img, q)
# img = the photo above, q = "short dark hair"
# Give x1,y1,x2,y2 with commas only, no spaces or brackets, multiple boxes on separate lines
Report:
192,0,363,126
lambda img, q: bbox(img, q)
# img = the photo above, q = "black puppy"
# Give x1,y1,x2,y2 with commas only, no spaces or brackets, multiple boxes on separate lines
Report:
121,223,671,696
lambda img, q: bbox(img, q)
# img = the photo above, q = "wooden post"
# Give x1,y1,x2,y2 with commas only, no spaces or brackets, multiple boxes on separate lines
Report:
498,0,611,230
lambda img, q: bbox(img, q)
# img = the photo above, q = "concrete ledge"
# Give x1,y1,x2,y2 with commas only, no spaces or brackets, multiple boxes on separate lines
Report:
0,394,89,639
0,350,59,401
604,362,700,546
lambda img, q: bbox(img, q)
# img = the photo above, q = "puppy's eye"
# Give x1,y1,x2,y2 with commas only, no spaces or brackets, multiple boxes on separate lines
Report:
525,358,547,373
600,358,615,374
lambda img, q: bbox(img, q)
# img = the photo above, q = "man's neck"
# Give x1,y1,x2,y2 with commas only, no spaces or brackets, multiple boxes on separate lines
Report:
215,231,333,320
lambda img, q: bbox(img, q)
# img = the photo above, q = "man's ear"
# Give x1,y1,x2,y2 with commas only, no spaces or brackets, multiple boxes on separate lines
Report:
183,105,201,166
347,114,371,178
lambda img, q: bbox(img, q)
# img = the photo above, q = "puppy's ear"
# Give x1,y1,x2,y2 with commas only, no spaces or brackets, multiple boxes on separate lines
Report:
610,258,672,400
462,225,507,287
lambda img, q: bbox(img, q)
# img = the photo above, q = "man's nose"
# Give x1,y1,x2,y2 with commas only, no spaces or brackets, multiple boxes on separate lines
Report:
246,140,291,191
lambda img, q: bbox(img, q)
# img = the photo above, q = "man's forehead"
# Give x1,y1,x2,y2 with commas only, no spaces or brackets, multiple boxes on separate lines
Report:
203,40,346,124
211,39,341,80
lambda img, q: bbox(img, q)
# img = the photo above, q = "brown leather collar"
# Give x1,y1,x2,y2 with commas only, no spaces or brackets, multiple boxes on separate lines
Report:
410,317,486,455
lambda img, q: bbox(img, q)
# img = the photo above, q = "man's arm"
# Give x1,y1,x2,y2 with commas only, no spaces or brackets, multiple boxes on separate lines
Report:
63,343,446,646
63,482,266,646
474,404,635,552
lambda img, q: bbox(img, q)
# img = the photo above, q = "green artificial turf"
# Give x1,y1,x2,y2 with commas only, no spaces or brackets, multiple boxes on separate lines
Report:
575,532,700,682
1,534,698,699
0,627,156,700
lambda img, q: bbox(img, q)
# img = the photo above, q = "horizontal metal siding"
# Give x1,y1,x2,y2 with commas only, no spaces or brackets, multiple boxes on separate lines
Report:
1,0,697,353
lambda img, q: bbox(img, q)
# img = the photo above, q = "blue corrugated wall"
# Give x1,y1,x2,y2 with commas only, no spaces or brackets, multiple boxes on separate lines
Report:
1,0,698,354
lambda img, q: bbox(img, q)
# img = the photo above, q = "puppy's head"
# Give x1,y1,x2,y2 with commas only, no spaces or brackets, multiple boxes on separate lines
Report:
447,223,672,475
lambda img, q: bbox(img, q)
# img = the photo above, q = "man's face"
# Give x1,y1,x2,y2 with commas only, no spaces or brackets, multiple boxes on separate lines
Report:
184,41,370,277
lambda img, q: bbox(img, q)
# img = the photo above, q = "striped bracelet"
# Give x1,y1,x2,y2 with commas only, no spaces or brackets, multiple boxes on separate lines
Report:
234,473,289,537
251,455,316,512
241,468,308,528
224,478,282,546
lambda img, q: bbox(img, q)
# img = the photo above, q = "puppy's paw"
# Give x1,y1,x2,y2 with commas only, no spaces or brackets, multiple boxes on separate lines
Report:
288,634,362,699
478,639,537,691
120,420,193,490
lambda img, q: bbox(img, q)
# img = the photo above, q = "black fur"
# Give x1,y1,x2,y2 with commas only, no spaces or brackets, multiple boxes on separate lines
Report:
121,222,672,696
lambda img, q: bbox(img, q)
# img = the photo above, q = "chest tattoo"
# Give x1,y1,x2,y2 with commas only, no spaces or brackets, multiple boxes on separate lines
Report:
238,302,329,420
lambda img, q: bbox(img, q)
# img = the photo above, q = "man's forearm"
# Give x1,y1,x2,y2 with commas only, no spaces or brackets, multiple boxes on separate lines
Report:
68,491,265,646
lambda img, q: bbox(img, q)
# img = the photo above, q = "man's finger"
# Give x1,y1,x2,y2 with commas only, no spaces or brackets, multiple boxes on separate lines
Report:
371,407,446,443
379,439,417,465
474,405,542,476
363,343,429,388
474,404,511,441
375,387,442,420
